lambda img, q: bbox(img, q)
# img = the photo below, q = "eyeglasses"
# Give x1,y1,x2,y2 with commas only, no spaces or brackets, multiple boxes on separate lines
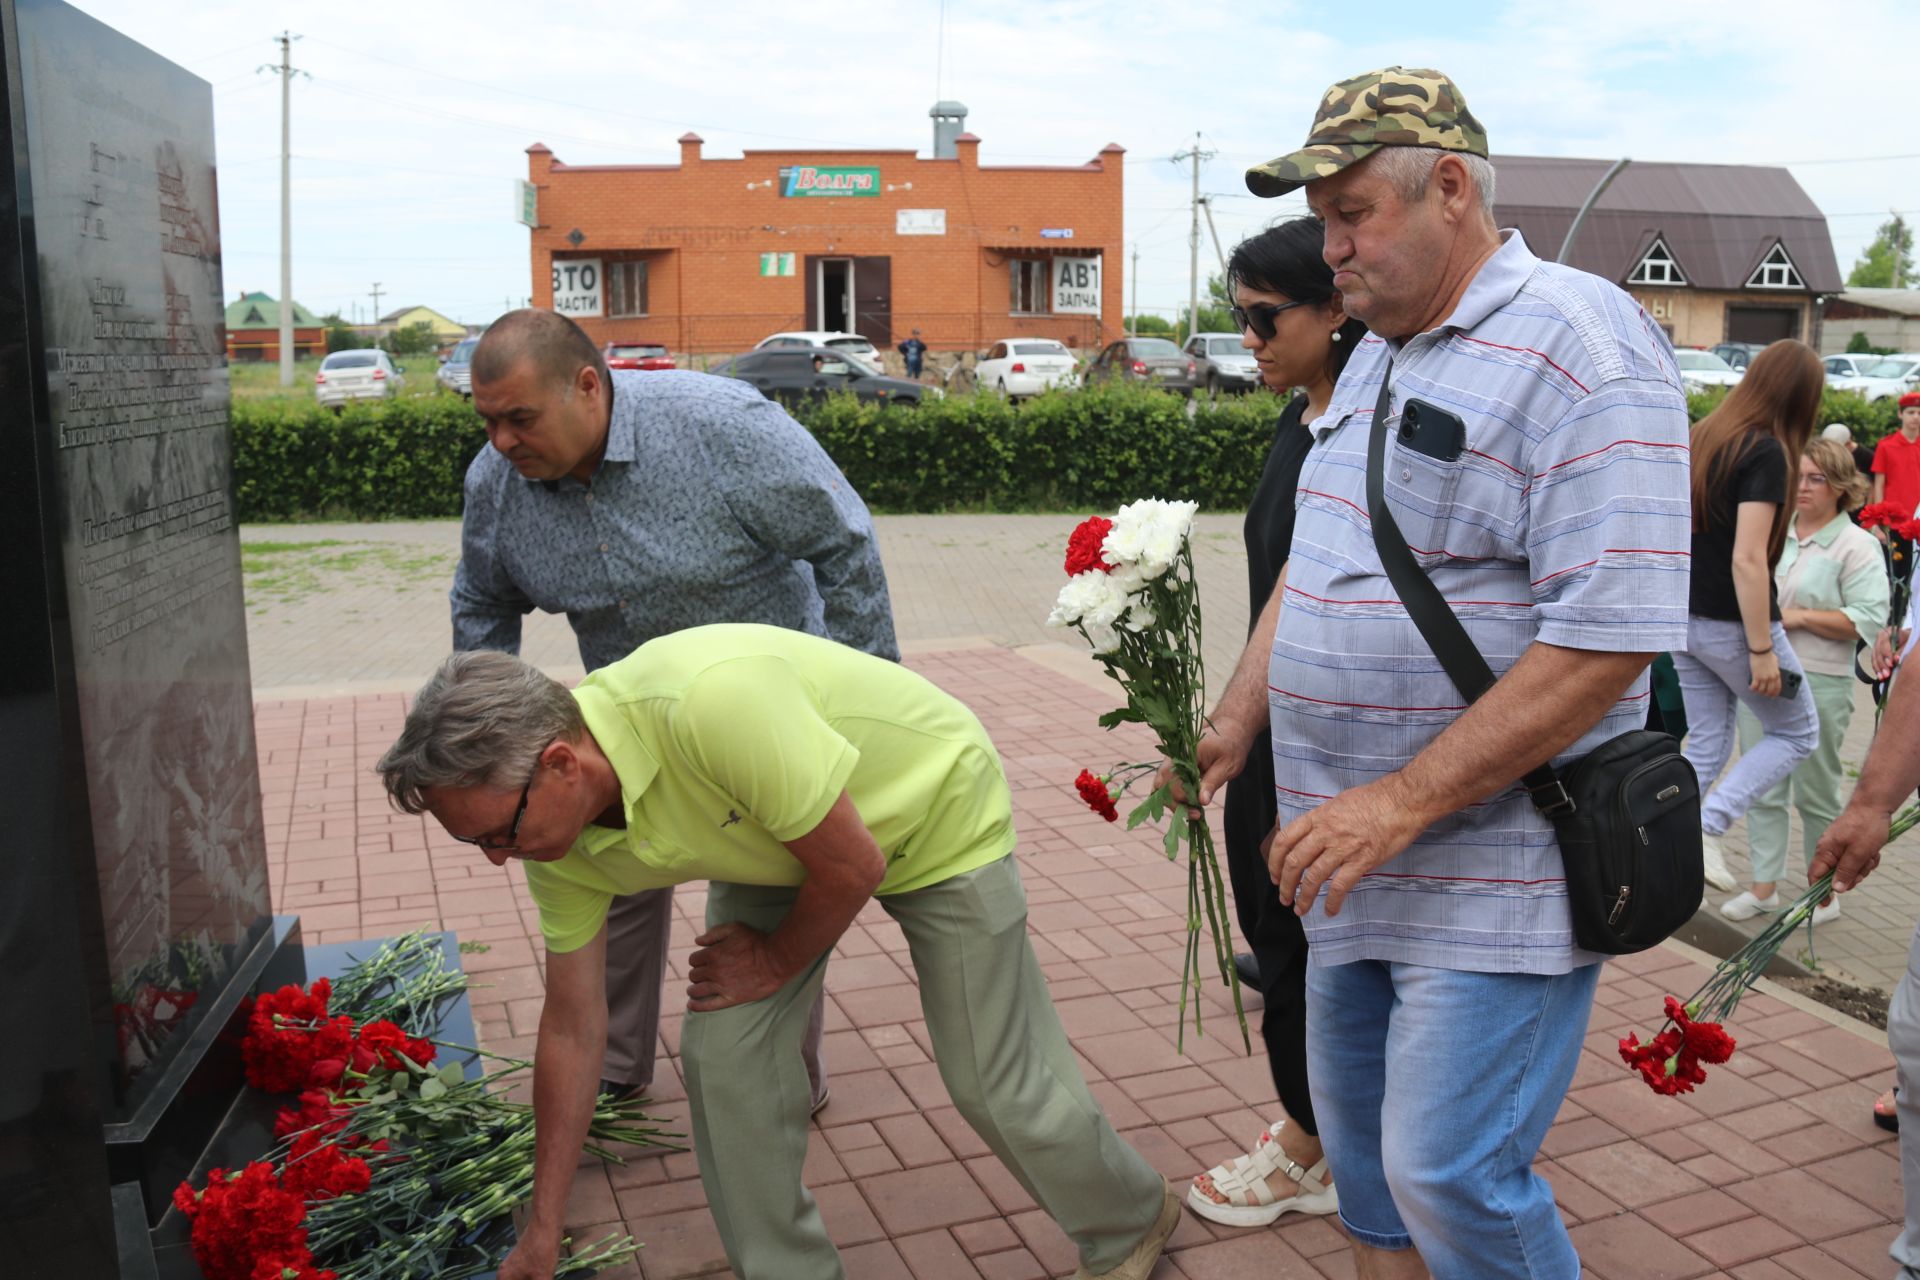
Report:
451,767,536,851
1229,299,1312,342
1798,473,1830,488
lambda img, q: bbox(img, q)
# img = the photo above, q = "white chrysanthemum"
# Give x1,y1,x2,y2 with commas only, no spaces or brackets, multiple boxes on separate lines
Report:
1103,498,1199,579
1049,569,1132,629
1124,598,1157,632
1083,619,1121,654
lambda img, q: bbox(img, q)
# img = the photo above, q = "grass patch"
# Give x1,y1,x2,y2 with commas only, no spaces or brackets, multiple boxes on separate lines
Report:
229,355,461,407
242,539,457,608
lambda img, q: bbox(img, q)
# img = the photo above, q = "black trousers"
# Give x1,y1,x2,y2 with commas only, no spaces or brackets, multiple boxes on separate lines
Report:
1220,733,1316,1136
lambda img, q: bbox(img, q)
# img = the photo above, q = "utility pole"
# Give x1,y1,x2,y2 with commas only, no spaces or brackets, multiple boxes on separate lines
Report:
1129,244,1139,335
1200,196,1229,279
369,283,384,347
1171,133,1215,344
262,33,304,386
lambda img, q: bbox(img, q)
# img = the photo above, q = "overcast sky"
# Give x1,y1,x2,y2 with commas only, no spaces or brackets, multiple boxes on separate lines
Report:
67,0,1920,332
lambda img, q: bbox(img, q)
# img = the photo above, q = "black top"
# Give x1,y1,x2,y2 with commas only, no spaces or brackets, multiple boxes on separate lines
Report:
1689,432,1787,622
1240,394,1314,634
1223,395,1312,868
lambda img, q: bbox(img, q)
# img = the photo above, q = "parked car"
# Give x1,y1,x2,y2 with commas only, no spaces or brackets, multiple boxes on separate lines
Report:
1185,332,1260,395
1710,341,1766,372
754,330,884,374
436,337,478,396
1672,349,1743,394
602,341,676,371
1824,353,1883,383
1833,354,1920,401
975,337,1078,398
315,349,405,407
1082,337,1197,395
713,345,935,408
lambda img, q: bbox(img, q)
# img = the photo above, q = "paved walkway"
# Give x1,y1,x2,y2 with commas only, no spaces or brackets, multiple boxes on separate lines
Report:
241,514,1920,995
258,644,1902,1280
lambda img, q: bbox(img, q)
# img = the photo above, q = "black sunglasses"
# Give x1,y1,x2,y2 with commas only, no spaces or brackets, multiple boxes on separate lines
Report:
452,767,536,851
1230,299,1312,342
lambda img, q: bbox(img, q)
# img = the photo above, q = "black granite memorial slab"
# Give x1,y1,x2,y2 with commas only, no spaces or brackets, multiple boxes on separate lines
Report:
0,3,297,1275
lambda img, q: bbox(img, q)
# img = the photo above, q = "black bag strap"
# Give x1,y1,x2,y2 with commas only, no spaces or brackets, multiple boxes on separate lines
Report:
1363,366,1576,817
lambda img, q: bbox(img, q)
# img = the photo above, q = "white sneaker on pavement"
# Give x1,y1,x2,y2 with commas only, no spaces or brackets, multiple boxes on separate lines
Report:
1719,890,1781,921
1700,832,1738,892
1810,898,1841,926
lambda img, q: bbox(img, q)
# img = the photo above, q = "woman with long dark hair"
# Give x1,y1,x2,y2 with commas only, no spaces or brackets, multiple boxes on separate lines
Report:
1672,339,1823,892
1187,218,1366,1228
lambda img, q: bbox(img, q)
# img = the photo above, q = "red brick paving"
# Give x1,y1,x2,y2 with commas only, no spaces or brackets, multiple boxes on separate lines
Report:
255,645,1903,1280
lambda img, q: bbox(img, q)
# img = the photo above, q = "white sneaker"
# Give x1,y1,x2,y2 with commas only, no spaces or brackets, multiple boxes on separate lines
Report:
1700,832,1738,892
1810,898,1841,926
1720,890,1781,921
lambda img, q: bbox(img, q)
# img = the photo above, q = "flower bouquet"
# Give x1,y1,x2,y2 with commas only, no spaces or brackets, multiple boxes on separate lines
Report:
1620,803,1920,1095
1048,499,1247,1052
1859,502,1920,708
173,931,678,1279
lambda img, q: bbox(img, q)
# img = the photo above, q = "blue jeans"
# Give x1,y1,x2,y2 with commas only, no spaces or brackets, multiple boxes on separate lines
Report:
1306,957,1602,1280
1671,616,1818,837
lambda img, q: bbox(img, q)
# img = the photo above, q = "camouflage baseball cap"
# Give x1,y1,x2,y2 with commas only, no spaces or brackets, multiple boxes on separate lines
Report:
1245,67,1488,198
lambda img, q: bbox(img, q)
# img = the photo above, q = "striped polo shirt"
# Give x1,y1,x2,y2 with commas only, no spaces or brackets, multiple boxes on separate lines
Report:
1271,231,1692,974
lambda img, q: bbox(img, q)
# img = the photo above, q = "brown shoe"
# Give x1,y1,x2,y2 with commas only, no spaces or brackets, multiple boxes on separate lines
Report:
1073,1178,1181,1280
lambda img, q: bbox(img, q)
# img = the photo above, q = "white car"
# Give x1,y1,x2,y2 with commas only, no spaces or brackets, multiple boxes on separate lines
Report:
755,330,883,374
1673,349,1743,394
976,337,1078,398
315,349,405,407
1833,354,1920,401
1823,353,1881,384
1185,332,1261,395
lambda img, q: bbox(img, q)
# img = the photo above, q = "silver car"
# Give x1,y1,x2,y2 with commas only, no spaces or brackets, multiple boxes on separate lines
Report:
1185,332,1260,395
316,349,405,407
437,337,478,397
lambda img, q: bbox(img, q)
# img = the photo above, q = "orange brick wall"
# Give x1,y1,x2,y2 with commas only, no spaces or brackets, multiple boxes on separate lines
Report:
226,327,325,361
523,134,1124,355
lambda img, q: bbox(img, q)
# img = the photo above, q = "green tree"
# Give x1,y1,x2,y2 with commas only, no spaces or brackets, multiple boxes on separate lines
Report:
1177,274,1236,342
386,321,437,356
1847,213,1915,288
321,313,368,354
1126,313,1174,336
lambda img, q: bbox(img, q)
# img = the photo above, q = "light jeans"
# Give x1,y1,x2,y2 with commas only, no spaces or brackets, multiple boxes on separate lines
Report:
1672,616,1819,837
1305,956,1602,1280
1735,670,1856,885
1887,920,1920,1277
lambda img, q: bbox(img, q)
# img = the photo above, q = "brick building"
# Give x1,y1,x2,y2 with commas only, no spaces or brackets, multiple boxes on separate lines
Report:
521,103,1124,358
1494,156,1841,349
224,291,324,362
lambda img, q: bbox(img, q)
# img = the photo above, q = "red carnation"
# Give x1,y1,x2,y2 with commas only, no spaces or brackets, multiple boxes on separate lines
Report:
1074,769,1120,822
1064,516,1115,577
1859,502,1905,530
281,1131,371,1203
175,1163,311,1280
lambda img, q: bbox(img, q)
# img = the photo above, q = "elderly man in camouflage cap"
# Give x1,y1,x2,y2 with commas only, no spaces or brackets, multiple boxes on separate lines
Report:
1188,69,1691,1278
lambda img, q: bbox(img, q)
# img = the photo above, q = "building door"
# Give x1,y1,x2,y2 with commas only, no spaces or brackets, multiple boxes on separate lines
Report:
816,258,853,333
1726,305,1799,344
852,255,892,349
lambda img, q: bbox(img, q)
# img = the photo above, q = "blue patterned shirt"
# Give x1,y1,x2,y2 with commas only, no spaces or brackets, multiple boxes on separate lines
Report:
452,370,897,672
1271,232,1692,974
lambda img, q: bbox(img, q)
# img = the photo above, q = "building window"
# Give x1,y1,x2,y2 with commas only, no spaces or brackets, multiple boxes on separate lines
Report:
608,260,649,317
1010,259,1049,314
1745,243,1805,291
1627,237,1687,287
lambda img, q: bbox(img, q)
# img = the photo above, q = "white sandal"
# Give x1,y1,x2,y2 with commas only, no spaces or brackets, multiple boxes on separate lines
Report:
1187,1120,1338,1227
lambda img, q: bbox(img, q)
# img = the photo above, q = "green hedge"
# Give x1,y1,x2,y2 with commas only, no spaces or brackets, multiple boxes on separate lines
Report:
231,382,1908,523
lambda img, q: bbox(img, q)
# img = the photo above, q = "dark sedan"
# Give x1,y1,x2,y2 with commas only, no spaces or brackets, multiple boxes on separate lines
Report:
712,346,936,408
1082,337,1197,395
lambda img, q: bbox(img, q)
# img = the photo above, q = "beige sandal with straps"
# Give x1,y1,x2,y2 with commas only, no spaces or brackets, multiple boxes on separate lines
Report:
1187,1120,1338,1227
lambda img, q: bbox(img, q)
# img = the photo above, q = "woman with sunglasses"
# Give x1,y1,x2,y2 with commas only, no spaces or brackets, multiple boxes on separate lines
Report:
1188,218,1366,1228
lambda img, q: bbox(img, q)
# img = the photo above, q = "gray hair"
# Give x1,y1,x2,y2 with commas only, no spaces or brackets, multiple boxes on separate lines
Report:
376,650,584,814
1367,146,1497,219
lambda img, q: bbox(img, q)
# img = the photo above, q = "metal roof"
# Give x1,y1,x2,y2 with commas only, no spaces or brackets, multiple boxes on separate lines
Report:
1834,287,1920,317
1491,155,1842,294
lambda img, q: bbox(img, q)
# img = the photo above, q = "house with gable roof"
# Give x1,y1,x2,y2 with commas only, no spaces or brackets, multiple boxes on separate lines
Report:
1492,156,1841,350
224,291,325,362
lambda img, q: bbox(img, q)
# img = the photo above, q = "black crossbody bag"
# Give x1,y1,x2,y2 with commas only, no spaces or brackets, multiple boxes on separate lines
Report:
1363,369,1703,954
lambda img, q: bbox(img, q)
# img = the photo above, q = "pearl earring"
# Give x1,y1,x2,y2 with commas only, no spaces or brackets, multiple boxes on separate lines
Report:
1330,330,1343,343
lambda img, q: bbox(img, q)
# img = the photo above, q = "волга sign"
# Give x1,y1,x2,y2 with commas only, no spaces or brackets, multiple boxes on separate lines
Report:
781,166,880,198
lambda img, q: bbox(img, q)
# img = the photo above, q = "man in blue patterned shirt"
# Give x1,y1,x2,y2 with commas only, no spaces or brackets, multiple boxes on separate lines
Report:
453,309,897,1110
1182,71,1691,1279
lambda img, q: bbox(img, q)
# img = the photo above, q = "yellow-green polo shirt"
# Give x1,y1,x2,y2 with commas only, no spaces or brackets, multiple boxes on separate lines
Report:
524,624,1017,953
